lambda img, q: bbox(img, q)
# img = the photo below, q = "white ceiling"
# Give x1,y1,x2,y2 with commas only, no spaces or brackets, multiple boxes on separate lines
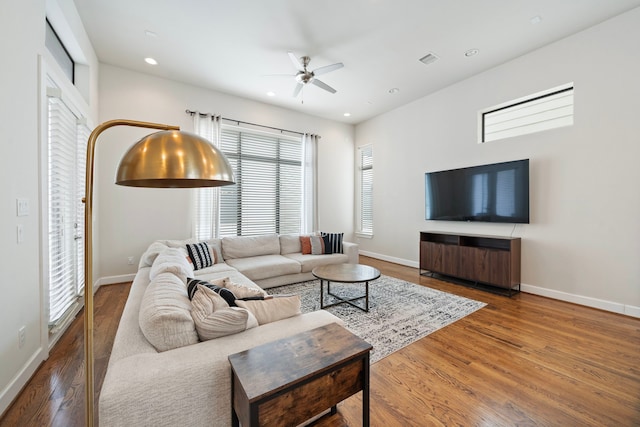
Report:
73,0,640,124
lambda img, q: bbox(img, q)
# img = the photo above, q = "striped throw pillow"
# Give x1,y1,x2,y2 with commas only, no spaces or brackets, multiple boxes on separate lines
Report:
186,242,215,270
321,232,343,254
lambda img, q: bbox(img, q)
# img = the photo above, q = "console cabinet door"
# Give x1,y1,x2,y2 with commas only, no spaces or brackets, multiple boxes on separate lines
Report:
488,250,511,288
421,242,443,272
442,244,459,277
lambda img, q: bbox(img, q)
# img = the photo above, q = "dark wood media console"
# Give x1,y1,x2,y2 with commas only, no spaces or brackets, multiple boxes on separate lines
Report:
420,231,521,295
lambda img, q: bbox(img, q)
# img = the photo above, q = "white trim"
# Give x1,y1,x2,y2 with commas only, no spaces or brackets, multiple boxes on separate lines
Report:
0,347,45,415
521,283,640,319
359,250,418,269
97,274,136,286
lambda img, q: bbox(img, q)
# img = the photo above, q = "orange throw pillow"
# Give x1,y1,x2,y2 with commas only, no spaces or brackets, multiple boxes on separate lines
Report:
300,236,312,254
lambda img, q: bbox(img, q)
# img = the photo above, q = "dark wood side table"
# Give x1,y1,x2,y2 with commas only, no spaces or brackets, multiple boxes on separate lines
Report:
228,323,372,426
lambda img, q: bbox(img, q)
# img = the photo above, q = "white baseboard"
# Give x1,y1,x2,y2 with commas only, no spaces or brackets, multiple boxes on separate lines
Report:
0,347,45,416
521,283,640,319
360,251,640,319
359,250,419,269
97,273,136,287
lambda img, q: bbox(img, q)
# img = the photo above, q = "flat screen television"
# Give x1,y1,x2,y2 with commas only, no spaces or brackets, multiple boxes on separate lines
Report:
425,159,529,223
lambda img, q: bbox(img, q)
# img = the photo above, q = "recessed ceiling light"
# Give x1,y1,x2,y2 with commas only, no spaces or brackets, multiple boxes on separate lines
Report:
266,91,275,97
145,30,158,38
388,88,400,94
343,112,351,117
144,57,158,65
464,48,479,57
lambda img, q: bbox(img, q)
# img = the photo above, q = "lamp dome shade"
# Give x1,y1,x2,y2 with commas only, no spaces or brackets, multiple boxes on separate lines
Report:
115,130,235,188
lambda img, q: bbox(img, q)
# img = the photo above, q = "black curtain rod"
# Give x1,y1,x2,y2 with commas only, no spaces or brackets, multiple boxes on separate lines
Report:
185,109,319,138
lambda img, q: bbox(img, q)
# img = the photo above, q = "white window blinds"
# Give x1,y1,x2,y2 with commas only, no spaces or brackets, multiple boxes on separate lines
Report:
357,145,373,235
219,127,303,237
47,85,87,325
481,84,574,143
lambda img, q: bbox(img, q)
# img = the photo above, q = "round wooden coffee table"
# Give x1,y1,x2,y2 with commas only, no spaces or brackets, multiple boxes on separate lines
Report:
312,264,381,312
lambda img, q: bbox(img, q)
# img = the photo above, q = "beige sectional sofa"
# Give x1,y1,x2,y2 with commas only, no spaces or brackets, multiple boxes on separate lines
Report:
99,234,357,426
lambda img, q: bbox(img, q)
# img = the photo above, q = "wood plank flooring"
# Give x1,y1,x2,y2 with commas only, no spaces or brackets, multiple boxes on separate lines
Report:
1,256,639,426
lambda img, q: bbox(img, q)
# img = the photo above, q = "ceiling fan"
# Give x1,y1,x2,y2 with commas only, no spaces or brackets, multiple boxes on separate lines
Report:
283,52,344,98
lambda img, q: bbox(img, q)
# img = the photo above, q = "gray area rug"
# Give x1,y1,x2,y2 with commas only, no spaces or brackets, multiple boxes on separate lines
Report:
269,275,486,363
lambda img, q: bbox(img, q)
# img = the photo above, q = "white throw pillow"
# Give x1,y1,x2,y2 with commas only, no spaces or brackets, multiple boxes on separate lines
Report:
190,284,258,340
223,281,267,299
149,248,194,282
235,295,301,325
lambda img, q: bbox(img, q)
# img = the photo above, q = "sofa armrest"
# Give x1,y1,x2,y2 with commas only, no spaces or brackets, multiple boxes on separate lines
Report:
343,241,359,264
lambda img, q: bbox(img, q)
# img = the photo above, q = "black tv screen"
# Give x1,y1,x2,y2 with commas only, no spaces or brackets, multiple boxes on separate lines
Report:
425,159,529,223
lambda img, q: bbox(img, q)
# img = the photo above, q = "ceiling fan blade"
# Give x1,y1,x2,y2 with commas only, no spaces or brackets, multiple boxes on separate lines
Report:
311,79,337,94
288,51,304,71
293,83,304,97
312,62,344,76
262,73,296,78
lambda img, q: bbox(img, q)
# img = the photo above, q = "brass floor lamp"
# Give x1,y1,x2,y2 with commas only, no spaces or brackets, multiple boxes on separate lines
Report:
83,120,235,426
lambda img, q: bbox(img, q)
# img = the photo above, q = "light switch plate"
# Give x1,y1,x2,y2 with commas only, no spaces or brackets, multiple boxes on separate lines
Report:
17,198,29,217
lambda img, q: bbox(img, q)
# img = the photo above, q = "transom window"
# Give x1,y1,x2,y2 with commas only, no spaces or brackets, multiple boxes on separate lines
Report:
480,83,574,143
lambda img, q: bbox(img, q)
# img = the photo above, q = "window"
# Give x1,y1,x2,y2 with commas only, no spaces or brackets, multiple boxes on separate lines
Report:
356,145,373,237
218,126,303,237
47,80,89,326
45,19,74,83
480,83,574,143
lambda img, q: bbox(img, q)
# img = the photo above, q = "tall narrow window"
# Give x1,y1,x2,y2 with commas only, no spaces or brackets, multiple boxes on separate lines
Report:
47,82,88,326
356,145,373,237
218,126,303,237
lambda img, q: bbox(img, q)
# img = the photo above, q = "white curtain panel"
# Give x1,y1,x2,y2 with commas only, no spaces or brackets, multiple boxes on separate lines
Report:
302,133,318,234
193,113,221,239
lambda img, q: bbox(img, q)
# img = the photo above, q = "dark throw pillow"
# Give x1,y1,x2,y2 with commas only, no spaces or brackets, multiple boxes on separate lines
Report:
186,242,214,270
321,232,344,254
187,278,237,307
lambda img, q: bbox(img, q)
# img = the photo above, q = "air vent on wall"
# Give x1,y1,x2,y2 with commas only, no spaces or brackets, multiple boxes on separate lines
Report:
419,52,439,66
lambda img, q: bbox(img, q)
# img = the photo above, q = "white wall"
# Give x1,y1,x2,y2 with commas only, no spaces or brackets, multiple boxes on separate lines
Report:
355,8,640,315
96,64,355,280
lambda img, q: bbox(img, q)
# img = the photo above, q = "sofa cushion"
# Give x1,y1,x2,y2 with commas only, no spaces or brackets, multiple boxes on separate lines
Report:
139,241,170,268
284,253,350,273
222,234,280,259
300,236,312,254
190,284,258,340
149,248,194,281
279,234,302,254
310,235,328,254
138,272,199,352
224,281,268,299
186,242,215,270
321,232,344,254
187,277,237,306
235,295,301,325
225,255,301,281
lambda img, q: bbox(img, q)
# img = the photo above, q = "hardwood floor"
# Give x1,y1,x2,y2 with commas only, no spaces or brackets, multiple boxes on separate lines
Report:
2,256,639,426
